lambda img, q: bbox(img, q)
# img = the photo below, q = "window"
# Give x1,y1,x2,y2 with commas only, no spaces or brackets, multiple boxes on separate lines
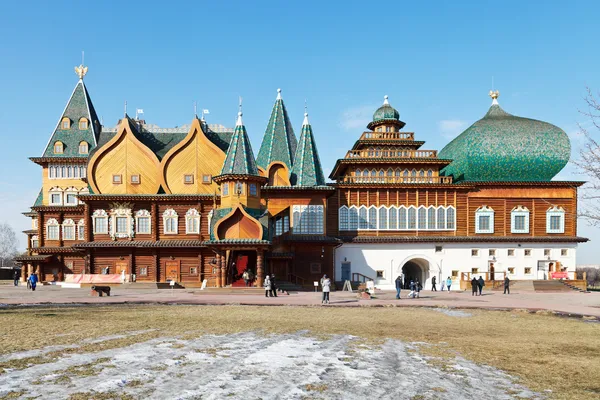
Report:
436,207,445,230
131,175,140,184
471,268,479,274
49,188,63,205
222,182,229,196
184,174,194,184
61,118,70,129
399,207,407,230
358,206,368,230
79,118,88,130
471,249,479,257
163,209,178,234
78,220,85,240
62,219,75,240
389,207,398,230
435,246,443,253
186,209,200,234
139,266,148,276
546,206,565,234
524,249,531,257
54,141,64,154
368,206,377,230
508,267,515,275
136,210,151,234
235,182,244,195
524,267,532,275
376,270,384,278
489,249,496,257
92,209,108,234
446,207,456,230
417,207,426,230
378,207,387,230
33,219,38,229
292,205,324,234
249,183,257,196
339,206,349,231
348,206,358,230
65,190,78,205
78,141,88,154
407,207,416,229
31,235,39,248
511,206,530,233
451,270,459,278
508,249,515,257
310,263,322,274
427,207,436,230
112,175,122,184
561,249,568,257
115,217,128,234
46,218,59,240
203,175,212,184
544,249,551,257
475,206,494,234
190,267,198,276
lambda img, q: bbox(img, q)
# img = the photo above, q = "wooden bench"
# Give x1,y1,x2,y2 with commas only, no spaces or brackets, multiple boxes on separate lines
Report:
91,285,111,297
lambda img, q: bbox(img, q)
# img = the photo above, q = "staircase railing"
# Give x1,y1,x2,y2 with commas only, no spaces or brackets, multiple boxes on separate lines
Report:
287,273,307,287
352,272,374,283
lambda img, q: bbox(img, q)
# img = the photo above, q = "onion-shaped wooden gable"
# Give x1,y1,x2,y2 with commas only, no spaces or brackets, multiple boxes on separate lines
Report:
87,116,161,194
214,205,263,240
160,118,226,194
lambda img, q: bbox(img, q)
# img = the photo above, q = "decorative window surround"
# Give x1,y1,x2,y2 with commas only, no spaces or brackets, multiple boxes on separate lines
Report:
31,235,39,248
92,209,108,234
163,208,179,234
109,204,134,239
546,206,565,234
46,218,59,240
135,209,151,234
339,205,456,231
49,187,63,206
186,209,200,234
78,220,85,240
65,187,79,206
79,141,89,154
511,205,530,234
54,141,64,154
79,118,88,130
475,205,494,234
62,219,75,240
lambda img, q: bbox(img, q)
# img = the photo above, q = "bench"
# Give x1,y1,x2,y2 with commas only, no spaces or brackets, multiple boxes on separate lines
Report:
91,285,111,297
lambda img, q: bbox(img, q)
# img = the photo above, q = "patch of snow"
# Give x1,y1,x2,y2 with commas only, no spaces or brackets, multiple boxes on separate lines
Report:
431,308,472,318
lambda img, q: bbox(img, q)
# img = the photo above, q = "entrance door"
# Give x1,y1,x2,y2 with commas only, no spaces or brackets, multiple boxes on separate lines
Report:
115,261,128,275
166,260,180,282
341,262,351,281
232,254,248,287
489,263,495,281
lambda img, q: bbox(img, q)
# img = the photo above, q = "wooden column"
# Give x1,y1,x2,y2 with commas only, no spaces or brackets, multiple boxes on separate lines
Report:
151,203,158,241
215,254,221,287
38,212,45,248
58,212,64,248
220,252,226,287
256,250,264,287
84,203,91,242
129,250,135,280
153,250,160,282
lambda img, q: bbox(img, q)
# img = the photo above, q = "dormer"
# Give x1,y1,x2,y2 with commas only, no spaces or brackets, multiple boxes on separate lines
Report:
61,117,71,130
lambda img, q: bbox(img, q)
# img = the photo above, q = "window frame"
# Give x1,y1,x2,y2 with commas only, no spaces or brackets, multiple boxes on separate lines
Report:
511,206,530,234
62,219,76,241
78,220,85,240
79,118,88,130
135,209,151,234
78,141,89,154
92,209,109,234
163,208,179,235
475,206,494,234
46,218,60,240
185,209,201,234
546,206,565,234
112,174,122,184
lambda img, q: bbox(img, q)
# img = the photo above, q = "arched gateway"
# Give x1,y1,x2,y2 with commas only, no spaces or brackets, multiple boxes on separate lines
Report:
397,256,438,290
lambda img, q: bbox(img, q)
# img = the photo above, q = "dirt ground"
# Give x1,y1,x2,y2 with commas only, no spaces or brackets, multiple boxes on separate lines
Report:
0,305,598,400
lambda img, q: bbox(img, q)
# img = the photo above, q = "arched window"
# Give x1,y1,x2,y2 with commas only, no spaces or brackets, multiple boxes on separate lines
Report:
389,206,398,230
368,148,375,157
398,206,407,230
186,209,200,234
49,187,63,205
358,206,368,230
437,207,446,230
427,169,433,183
394,168,401,177
61,117,70,130
54,141,64,154
370,169,377,177
46,218,59,240
387,168,393,177
163,209,179,234
427,207,436,230
348,206,359,230
407,207,417,230
368,206,377,230
446,207,456,230
511,205,530,234
378,207,388,230
546,206,565,234
135,209,151,234
355,169,361,177
79,118,88,130
65,187,78,205
475,206,495,234
78,219,85,240
79,141,89,154
339,206,349,231
62,219,75,240
418,206,427,230
31,235,39,248
92,209,108,234
403,169,409,181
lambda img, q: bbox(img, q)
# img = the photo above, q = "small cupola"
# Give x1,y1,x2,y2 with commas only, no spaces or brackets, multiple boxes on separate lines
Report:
367,95,406,131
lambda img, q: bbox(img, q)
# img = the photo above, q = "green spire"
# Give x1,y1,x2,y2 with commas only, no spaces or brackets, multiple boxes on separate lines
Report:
220,111,260,176
256,88,298,169
290,113,325,186
42,78,100,157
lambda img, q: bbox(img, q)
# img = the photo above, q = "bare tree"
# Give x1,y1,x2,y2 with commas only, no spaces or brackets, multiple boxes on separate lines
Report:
573,87,600,225
0,222,18,268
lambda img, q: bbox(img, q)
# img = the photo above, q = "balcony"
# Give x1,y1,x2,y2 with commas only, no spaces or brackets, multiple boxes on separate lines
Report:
339,176,453,184
345,149,438,159
359,132,415,141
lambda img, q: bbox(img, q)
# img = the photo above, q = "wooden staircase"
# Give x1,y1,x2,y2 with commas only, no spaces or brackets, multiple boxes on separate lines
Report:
532,280,573,292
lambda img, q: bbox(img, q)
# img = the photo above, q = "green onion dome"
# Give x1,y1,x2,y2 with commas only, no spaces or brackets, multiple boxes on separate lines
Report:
439,91,571,182
367,95,405,130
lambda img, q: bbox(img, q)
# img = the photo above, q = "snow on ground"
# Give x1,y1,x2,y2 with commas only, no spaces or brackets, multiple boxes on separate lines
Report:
0,332,542,400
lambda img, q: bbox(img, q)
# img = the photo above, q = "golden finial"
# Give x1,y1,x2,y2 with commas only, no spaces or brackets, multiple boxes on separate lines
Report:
489,90,499,100
74,64,88,80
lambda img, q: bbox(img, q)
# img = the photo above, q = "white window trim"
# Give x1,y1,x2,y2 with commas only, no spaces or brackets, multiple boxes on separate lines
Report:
110,207,134,239
475,205,494,234
185,209,201,234
65,187,79,206
31,235,39,248
78,219,85,240
339,205,455,232
292,204,324,234
49,187,63,206
62,219,76,240
338,205,349,231
511,206,530,234
546,206,565,234
135,209,152,234
92,209,108,234
163,208,179,234
46,218,59,240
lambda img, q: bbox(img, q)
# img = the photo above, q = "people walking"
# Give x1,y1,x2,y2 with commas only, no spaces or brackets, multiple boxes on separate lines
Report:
478,276,485,296
28,273,38,292
321,274,331,304
264,274,272,297
471,277,478,296
431,276,437,291
13,269,19,287
503,276,510,294
446,277,452,293
395,275,402,299
408,280,415,298
270,274,278,297
415,279,422,298
242,269,250,287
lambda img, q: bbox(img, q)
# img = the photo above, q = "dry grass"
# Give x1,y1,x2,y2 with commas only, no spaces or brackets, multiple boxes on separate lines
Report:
0,304,598,399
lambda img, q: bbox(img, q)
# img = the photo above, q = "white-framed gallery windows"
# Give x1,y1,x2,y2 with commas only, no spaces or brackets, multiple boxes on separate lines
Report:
338,205,456,231
475,205,494,234
292,205,324,234
92,209,108,234
511,205,530,234
163,209,179,234
339,206,349,231
185,209,200,234
48,164,87,180
135,209,151,234
46,218,60,240
546,206,565,234
62,219,76,240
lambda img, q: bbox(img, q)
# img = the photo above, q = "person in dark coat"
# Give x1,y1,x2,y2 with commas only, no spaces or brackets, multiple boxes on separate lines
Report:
431,276,437,291
471,277,478,296
478,276,485,296
29,273,38,291
408,280,416,298
270,274,278,297
503,276,510,294
415,280,422,298
13,269,19,286
395,275,402,299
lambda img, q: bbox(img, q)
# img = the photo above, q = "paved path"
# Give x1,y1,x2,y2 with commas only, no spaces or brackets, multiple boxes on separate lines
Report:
1,284,599,317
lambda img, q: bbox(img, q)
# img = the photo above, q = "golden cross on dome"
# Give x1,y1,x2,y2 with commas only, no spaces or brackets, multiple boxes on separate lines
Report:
489,90,500,100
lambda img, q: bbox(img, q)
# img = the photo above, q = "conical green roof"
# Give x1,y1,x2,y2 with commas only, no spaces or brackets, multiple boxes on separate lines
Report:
256,89,297,169
290,113,325,186
439,96,571,182
220,112,260,176
42,79,100,157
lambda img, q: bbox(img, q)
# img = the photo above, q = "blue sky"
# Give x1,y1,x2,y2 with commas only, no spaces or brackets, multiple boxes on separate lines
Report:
0,1,598,263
